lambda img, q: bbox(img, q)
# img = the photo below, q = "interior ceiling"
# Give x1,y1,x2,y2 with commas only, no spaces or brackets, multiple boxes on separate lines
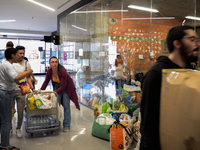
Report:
89,0,200,24
1,0,200,39
0,0,80,39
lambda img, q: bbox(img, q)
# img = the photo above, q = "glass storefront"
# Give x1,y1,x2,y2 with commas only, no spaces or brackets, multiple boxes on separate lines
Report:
61,0,199,108
0,39,58,74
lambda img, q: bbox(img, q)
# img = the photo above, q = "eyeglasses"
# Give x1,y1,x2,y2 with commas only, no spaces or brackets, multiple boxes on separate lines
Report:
183,36,200,44
50,61,58,63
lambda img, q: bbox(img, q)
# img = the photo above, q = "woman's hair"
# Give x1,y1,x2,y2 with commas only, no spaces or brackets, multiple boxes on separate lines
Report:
5,48,17,60
49,56,67,73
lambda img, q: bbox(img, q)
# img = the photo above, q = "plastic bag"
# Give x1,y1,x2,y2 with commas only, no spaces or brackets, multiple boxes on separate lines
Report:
119,104,129,113
50,93,57,107
19,83,30,96
102,102,110,113
34,94,53,109
97,114,116,125
58,105,64,122
119,114,131,123
28,96,36,110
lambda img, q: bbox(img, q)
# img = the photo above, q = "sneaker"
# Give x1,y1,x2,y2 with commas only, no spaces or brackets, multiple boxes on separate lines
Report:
16,129,22,138
10,129,13,137
63,127,70,132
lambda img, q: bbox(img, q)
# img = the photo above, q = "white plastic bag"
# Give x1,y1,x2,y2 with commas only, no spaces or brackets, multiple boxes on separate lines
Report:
34,94,53,109
58,105,64,122
50,93,57,107
97,114,116,125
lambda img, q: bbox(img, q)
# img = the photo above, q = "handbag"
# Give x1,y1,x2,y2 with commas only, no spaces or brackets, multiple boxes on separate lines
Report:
18,60,30,96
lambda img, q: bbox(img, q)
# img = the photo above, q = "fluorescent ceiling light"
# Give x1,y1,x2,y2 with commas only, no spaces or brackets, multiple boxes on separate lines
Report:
72,25,87,31
185,16,200,21
0,20,16,23
27,0,55,11
71,10,128,13
123,17,175,20
0,32,44,37
128,5,158,13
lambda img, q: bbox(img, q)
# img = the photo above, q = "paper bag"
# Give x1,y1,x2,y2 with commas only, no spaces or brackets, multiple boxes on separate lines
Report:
160,69,200,150
110,124,132,150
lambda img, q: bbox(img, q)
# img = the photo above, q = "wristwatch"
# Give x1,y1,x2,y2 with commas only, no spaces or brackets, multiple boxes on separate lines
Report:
31,88,35,91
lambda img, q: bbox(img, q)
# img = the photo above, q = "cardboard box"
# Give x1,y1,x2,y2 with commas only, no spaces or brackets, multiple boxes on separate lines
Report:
160,69,200,150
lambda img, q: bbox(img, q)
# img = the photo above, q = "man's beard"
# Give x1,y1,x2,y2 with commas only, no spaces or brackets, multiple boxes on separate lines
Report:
180,42,199,63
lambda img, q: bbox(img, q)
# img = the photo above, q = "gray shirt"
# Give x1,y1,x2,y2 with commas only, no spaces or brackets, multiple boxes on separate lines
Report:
13,59,31,90
0,61,18,91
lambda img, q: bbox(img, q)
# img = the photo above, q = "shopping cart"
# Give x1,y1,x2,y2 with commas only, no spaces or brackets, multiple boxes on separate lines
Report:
25,91,60,137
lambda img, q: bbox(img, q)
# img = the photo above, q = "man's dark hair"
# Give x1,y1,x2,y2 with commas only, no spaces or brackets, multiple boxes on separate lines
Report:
6,41,14,49
167,25,194,53
16,45,25,52
117,55,121,58
5,48,17,60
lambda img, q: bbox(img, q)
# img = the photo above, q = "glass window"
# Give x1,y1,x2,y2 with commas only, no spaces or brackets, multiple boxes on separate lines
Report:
59,0,198,108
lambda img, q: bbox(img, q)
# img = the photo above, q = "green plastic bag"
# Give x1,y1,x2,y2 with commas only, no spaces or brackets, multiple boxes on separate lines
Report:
102,102,110,113
91,116,111,141
124,103,140,117
119,87,129,98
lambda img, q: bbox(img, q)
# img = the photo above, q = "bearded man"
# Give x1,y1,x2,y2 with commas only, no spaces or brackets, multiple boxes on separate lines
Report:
140,25,200,150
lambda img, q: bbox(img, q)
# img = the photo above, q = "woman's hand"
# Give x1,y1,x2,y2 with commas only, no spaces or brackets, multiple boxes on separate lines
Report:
32,88,38,94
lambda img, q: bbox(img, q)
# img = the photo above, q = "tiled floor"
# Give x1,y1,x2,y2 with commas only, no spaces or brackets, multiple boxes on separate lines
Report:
9,75,136,150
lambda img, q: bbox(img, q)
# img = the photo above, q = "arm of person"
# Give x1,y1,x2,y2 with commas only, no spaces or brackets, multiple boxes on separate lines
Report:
27,77,37,93
41,69,51,90
140,70,162,145
31,73,37,82
15,69,33,82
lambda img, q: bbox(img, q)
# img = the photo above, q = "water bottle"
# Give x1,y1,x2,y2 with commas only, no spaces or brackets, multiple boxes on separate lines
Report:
36,116,40,129
32,116,37,130
28,117,32,129
46,115,49,128
43,115,47,129
39,116,43,129
48,115,56,128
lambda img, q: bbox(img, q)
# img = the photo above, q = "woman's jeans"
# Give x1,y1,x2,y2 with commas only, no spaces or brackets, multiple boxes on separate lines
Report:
53,82,71,128
0,89,15,148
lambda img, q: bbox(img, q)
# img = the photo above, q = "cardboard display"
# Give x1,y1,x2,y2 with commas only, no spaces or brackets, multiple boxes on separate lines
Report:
160,69,200,150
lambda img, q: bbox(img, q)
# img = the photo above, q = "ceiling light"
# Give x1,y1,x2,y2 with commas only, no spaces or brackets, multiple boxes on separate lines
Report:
27,0,55,11
0,32,44,37
123,17,175,20
72,25,87,31
0,20,16,23
128,5,158,13
185,16,200,21
71,10,128,14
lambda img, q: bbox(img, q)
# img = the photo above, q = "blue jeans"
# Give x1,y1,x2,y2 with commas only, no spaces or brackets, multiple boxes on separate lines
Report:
53,82,71,128
117,79,126,89
0,89,15,148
